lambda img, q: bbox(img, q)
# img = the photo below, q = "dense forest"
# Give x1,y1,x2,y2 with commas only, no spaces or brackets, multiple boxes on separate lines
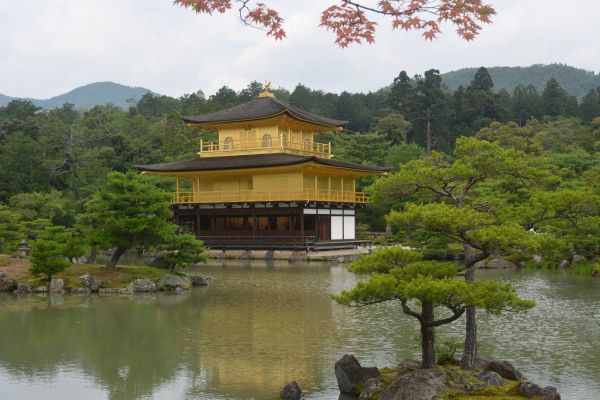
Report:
1,66,599,251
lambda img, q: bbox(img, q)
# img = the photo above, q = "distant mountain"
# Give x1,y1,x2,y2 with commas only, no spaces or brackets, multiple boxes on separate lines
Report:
441,64,600,98
0,82,157,109
0,93,13,106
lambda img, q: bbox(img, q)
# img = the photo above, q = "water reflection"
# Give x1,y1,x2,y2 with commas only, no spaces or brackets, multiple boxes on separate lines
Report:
0,264,598,400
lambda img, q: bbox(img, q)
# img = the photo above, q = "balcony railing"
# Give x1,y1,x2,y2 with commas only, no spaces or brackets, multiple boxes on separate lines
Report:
199,135,331,158
172,189,368,204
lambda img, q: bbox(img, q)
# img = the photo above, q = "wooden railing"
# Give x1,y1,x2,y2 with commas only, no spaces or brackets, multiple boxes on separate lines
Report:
199,136,331,158
172,188,368,204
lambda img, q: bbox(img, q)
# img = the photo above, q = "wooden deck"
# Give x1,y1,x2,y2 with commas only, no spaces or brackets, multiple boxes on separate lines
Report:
197,235,371,251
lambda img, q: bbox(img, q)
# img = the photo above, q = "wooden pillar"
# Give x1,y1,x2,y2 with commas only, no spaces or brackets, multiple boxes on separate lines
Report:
328,176,331,201
341,177,344,201
252,207,256,237
196,208,201,237
314,175,318,200
195,177,200,203
176,177,180,202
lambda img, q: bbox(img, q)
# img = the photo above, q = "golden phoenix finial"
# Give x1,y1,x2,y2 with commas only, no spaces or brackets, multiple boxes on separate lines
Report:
258,81,275,98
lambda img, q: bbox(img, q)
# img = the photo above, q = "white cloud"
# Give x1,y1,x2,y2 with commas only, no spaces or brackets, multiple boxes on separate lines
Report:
0,0,599,99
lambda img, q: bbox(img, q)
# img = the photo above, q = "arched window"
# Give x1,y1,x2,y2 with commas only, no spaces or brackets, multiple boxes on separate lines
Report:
262,134,272,148
223,137,233,150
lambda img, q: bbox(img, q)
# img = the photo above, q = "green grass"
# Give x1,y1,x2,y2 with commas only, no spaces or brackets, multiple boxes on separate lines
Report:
24,263,168,289
570,262,599,277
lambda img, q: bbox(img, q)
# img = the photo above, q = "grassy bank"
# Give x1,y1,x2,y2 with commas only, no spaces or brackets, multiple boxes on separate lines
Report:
0,255,169,289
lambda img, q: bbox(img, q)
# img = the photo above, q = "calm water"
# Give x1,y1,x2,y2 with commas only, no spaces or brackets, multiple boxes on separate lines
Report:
0,262,598,400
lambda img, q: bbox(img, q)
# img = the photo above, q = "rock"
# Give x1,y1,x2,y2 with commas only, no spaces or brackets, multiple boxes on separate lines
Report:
473,357,491,371
79,274,99,291
279,381,302,400
128,278,157,293
334,354,380,394
487,258,517,269
174,287,183,294
0,277,17,292
540,386,561,400
533,254,543,266
190,275,213,286
379,366,446,400
573,254,586,264
519,380,541,398
474,370,505,386
487,360,522,381
359,377,385,400
156,274,191,290
33,286,48,293
474,260,488,269
592,267,599,277
519,381,561,399
14,282,31,294
559,259,570,268
49,278,64,293
0,271,6,282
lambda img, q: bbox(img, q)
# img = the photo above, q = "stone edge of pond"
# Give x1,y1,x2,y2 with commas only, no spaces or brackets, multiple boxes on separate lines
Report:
1,272,214,296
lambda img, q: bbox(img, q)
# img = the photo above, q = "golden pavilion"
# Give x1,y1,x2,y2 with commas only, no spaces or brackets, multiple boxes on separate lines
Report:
137,87,388,250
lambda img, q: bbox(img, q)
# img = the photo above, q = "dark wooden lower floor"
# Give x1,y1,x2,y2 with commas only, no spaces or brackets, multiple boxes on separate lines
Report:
172,202,363,250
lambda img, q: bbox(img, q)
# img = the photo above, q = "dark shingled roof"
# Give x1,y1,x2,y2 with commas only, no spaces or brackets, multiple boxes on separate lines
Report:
136,153,389,173
182,96,348,128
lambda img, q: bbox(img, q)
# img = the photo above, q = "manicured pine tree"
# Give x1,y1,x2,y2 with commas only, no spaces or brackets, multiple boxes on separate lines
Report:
334,248,534,369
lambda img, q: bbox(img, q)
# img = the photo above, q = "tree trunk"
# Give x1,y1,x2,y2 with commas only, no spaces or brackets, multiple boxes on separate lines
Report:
462,305,477,369
461,244,477,369
420,300,436,369
105,246,126,270
426,107,432,155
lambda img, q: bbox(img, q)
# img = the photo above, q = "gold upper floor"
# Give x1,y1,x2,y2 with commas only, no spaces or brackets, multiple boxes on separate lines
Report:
195,116,336,159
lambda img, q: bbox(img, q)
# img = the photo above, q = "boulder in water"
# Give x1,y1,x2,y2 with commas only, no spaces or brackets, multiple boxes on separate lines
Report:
191,275,213,286
49,278,64,293
156,274,191,290
279,381,302,400
487,360,522,381
128,278,157,293
0,276,17,292
14,282,31,294
334,354,380,395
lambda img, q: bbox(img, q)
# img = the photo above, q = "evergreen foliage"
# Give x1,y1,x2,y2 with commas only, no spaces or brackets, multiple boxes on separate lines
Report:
79,171,175,269
335,248,534,368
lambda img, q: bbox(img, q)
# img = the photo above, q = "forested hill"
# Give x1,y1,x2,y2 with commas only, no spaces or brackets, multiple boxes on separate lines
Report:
442,64,600,98
0,82,155,109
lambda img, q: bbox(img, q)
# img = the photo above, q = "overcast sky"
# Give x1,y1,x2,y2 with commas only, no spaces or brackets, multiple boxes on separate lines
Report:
1,0,599,99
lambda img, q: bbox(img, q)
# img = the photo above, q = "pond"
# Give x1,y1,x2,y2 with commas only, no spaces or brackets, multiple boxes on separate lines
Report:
0,262,598,400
